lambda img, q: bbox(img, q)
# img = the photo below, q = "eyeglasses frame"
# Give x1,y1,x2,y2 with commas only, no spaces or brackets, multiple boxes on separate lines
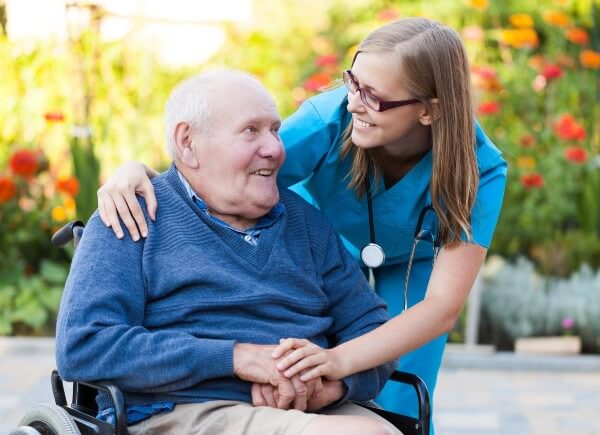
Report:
343,70,421,112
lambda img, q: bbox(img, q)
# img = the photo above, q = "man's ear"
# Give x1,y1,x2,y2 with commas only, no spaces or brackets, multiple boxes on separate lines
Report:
174,122,199,169
418,98,440,126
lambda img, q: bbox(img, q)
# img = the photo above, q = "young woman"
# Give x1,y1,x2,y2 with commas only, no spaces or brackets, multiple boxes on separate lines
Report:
96,18,507,430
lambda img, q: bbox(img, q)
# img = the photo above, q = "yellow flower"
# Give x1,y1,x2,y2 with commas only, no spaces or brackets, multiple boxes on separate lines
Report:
580,49,600,69
543,11,571,27
516,156,536,169
64,196,76,214
501,29,539,49
51,206,67,222
509,14,534,28
468,0,489,10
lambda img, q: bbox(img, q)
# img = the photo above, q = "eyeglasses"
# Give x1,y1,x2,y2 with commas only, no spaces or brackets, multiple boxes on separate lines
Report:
343,70,421,112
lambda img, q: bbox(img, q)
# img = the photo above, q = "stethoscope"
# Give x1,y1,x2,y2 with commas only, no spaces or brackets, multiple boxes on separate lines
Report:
360,176,441,311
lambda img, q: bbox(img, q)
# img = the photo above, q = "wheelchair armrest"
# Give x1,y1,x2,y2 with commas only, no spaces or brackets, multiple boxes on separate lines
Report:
51,370,128,435
367,370,430,435
390,370,430,426
51,220,84,248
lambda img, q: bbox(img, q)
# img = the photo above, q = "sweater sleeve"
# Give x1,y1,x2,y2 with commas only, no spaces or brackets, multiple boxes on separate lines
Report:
55,212,235,393
314,218,396,402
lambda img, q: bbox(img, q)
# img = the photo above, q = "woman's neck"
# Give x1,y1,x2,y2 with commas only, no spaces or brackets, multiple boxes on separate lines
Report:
380,148,430,188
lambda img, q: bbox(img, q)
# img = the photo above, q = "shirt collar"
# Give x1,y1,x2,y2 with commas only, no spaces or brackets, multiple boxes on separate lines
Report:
175,168,284,230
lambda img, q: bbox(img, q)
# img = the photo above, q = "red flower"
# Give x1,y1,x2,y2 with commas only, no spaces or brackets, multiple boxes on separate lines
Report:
315,55,337,67
377,8,400,22
0,175,17,203
303,73,331,92
553,114,586,141
56,176,81,197
564,146,588,164
519,133,536,148
520,173,544,189
477,101,500,116
542,64,563,80
44,112,65,122
9,149,39,177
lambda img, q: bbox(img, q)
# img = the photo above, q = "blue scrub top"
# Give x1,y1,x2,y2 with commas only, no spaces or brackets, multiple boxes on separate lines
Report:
278,86,507,267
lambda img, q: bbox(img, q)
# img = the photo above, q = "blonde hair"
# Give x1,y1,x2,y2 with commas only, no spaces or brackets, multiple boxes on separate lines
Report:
340,17,479,246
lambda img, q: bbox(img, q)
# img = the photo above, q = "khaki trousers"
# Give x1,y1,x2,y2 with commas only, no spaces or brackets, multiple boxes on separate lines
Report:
127,400,401,435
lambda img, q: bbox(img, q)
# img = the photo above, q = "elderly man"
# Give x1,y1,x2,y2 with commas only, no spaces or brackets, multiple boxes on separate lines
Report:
56,70,399,435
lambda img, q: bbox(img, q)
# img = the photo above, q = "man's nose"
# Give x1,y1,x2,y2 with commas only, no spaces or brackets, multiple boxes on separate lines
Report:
260,133,284,159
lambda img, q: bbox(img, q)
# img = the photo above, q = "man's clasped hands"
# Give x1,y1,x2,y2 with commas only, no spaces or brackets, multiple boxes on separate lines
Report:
233,338,345,412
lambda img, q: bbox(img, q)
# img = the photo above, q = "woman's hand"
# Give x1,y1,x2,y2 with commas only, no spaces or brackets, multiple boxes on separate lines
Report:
272,338,347,382
97,161,158,240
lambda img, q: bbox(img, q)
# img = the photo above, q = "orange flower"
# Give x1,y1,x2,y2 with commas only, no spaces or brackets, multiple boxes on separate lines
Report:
543,11,571,27
553,114,586,141
519,134,536,148
501,29,539,49
564,146,588,164
471,66,501,92
477,101,501,116
509,14,534,28
580,50,600,69
303,73,331,92
565,27,589,46
44,112,65,122
0,175,17,203
517,156,536,169
528,54,547,70
56,176,80,197
9,149,38,177
542,64,563,80
468,0,489,10
555,53,575,69
521,173,544,189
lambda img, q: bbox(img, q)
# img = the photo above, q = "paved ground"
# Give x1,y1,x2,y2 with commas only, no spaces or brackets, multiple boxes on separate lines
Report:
2,338,600,434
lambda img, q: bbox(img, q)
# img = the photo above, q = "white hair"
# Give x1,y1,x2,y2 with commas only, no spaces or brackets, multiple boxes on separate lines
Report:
164,69,264,159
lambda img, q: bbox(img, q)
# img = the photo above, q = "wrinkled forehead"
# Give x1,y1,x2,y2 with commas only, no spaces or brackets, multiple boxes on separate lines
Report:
211,79,280,126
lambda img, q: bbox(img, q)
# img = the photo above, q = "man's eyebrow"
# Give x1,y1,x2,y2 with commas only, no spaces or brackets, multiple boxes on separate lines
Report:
238,116,281,126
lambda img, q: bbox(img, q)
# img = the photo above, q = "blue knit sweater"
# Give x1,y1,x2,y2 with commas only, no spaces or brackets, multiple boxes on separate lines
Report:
56,164,394,412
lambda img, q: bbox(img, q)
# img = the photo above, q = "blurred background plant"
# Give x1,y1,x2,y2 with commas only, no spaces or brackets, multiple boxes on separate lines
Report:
0,0,598,346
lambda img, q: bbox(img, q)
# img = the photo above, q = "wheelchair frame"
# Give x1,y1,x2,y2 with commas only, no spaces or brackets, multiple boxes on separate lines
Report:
12,221,430,435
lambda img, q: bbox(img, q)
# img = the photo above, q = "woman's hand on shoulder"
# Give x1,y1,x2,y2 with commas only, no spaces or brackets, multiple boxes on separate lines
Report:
97,161,158,241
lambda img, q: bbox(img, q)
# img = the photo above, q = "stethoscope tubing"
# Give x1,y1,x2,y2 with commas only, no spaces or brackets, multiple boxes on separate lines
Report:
361,175,440,311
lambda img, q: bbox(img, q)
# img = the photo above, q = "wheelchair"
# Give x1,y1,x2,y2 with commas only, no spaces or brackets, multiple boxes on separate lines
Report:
11,221,431,435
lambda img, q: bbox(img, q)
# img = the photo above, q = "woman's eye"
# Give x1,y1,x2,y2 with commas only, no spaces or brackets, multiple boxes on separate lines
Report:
244,126,258,133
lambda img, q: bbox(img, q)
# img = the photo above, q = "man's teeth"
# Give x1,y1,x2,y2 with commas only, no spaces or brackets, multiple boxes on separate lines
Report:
253,169,273,176
355,119,374,128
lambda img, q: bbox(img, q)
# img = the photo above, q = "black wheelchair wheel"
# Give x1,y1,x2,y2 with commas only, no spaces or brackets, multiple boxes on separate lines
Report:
11,403,81,435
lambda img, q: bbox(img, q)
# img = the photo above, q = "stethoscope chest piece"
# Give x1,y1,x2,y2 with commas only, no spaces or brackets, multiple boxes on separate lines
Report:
361,243,385,269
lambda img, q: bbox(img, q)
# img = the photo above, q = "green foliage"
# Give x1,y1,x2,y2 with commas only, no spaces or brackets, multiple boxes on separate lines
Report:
0,150,73,335
480,257,600,352
70,133,100,222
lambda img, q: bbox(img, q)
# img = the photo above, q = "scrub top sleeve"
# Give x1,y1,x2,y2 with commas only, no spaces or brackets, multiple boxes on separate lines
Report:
470,156,508,249
278,86,349,189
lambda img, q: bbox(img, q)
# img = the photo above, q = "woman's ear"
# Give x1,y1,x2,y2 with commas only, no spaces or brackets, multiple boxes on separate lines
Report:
418,98,440,126
174,122,199,169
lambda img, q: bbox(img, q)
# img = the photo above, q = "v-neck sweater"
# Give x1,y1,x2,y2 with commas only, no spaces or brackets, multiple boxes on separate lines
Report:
56,164,393,413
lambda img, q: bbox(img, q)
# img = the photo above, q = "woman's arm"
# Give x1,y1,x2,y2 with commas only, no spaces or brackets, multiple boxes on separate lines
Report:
97,161,158,240
274,242,487,381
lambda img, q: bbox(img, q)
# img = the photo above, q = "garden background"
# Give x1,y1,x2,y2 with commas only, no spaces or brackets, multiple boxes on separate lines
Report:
1,0,599,352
